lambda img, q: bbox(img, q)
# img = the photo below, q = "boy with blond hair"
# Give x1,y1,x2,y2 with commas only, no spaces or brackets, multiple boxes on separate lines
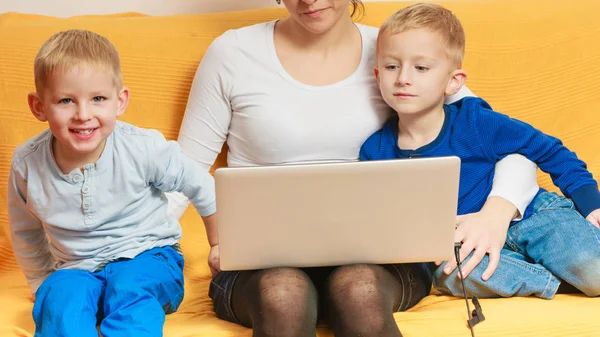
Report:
360,3,600,299
8,29,218,336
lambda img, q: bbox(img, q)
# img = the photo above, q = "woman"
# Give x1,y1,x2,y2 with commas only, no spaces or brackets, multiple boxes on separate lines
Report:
167,1,538,336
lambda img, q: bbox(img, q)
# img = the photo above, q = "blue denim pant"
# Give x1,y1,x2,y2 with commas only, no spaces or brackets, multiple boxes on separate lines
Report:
32,246,184,337
433,192,600,299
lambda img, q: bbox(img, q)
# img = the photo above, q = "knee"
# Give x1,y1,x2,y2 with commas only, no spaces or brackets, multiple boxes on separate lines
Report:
327,264,382,306
37,270,99,304
104,274,160,309
33,270,102,324
251,267,317,316
327,265,393,334
572,256,600,297
431,262,468,297
243,268,317,337
105,275,142,297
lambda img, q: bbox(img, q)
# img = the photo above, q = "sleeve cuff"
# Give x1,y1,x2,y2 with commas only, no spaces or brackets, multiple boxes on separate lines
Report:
197,201,217,217
569,184,600,218
489,154,540,221
487,189,537,221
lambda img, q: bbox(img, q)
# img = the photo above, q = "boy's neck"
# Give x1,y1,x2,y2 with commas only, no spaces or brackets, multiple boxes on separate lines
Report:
52,137,106,174
396,104,446,151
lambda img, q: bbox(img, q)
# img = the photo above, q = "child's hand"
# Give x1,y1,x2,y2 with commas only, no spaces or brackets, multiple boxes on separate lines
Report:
208,244,221,277
436,197,516,281
586,209,600,229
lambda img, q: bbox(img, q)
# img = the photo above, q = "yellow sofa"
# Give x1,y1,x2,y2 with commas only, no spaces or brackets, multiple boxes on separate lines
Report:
1,1,599,336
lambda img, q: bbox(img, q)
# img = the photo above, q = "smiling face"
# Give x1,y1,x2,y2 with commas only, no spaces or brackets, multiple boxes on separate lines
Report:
281,0,354,35
375,28,465,117
28,64,129,168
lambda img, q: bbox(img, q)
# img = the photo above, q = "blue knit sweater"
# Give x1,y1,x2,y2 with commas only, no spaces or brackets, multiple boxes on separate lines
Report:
360,97,600,219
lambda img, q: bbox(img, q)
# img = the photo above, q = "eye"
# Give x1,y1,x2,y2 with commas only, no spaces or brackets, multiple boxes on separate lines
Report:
58,98,73,104
92,96,106,102
385,65,399,70
415,65,429,72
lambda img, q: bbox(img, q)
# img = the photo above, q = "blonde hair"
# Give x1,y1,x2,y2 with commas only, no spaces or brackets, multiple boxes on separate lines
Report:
378,3,465,67
34,29,123,92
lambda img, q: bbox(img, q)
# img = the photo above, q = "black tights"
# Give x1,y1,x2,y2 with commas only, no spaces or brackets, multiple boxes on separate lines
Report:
230,265,410,337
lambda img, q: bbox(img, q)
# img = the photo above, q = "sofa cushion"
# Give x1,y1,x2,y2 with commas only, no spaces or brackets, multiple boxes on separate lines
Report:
1,1,599,336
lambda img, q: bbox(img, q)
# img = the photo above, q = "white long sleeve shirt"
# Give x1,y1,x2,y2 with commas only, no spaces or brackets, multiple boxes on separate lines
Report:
167,21,539,219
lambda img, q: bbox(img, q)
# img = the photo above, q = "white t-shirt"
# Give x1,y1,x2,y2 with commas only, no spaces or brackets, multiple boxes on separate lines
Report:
168,21,538,219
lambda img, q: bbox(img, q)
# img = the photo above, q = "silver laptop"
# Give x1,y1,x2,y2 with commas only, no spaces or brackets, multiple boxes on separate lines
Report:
215,156,460,271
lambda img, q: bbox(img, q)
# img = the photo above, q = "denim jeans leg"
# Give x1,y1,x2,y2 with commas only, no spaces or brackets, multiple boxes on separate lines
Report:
208,270,243,324
507,192,600,297
386,262,432,311
432,246,560,299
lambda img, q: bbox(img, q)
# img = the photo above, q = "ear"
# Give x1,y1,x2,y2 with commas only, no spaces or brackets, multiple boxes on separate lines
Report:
374,66,381,86
445,69,467,96
116,86,130,117
28,92,47,122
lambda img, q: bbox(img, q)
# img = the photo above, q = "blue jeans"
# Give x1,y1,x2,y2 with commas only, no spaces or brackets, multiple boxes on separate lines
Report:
32,246,184,337
433,192,600,299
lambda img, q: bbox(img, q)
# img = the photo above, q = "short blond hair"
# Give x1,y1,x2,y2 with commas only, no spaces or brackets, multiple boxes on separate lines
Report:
378,3,465,67
34,29,123,92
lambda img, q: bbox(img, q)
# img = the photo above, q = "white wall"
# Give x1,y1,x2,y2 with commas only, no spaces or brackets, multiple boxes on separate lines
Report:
0,0,392,17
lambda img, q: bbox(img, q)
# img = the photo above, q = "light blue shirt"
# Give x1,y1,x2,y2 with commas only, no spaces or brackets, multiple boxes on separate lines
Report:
8,121,216,293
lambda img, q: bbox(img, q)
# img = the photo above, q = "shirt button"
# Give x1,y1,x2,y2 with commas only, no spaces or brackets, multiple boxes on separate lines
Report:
28,142,36,149
83,202,90,209
82,186,89,193
73,175,82,183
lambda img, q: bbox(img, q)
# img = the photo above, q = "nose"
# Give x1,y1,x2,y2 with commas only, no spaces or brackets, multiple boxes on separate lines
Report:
396,67,412,86
75,103,91,121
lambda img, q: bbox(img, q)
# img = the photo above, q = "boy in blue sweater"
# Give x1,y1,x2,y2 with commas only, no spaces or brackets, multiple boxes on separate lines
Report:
360,3,600,298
